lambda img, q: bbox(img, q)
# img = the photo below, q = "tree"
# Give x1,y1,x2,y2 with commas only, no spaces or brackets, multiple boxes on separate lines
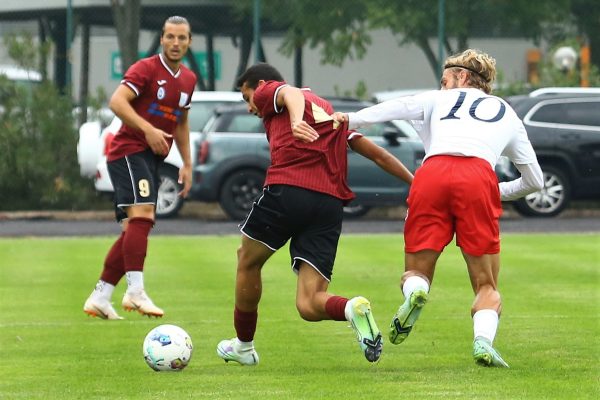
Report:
0,34,106,210
366,0,572,82
111,0,141,73
262,0,582,84
570,0,600,68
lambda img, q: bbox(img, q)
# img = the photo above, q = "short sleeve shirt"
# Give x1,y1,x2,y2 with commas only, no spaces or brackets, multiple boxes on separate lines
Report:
253,81,359,202
108,54,197,161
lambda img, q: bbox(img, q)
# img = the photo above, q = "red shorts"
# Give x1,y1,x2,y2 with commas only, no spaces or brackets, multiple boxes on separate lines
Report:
404,155,503,256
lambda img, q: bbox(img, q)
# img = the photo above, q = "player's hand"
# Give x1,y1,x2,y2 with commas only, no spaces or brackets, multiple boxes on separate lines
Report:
331,112,348,123
292,120,319,143
144,127,172,156
178,165,192,198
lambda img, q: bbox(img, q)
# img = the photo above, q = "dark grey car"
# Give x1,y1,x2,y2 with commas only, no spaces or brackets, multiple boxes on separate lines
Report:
189,99,425,220
504,89,600,216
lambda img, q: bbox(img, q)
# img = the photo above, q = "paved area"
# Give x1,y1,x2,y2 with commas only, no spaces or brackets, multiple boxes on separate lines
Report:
1,202,599,237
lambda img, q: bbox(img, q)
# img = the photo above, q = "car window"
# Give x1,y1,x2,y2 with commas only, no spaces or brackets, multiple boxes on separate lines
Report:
229,114,264,132
529,100,600,127
215,113,264,133
529,103,565,124
189,101,234,131
562,102,600,127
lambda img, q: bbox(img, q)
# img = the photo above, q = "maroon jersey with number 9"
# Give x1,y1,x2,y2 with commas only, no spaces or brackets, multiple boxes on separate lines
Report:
108,53,197,161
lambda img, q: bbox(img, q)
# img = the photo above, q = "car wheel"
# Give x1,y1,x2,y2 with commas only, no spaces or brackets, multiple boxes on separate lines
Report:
219,169,265,221
512,165,571,217
155,167,185,219
343,204,371,218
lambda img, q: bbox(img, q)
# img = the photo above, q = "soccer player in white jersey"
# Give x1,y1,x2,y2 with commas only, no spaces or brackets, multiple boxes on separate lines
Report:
330,49,544,367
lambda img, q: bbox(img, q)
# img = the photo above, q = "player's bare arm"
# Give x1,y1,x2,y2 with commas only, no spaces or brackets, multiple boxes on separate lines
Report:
349,136,414,184
109,84,172,156
173,109,192,198
277,86,319,143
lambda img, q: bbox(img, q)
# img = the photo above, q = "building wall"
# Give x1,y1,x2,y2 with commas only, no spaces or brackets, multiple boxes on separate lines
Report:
1,19,536,100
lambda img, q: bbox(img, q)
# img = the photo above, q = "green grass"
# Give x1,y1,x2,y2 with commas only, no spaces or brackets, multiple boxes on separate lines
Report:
0,234,598,399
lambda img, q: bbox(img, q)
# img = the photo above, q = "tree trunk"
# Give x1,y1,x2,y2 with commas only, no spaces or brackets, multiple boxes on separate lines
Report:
416,36,440,83
111,0,140,74
294,45,303,87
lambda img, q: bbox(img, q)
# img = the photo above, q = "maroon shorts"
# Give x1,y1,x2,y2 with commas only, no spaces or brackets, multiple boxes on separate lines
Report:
404,155,503,256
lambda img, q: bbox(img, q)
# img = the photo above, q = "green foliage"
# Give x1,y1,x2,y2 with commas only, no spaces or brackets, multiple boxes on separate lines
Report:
0,33,105,211
0,234,598,399
261,0,372,67
333,80,369,100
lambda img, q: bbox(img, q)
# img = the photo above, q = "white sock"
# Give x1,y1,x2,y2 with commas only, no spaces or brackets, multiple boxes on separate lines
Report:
235,338,254,351
473,309,499,343
92,280,115,301
402,276,430,299
125,271,144,292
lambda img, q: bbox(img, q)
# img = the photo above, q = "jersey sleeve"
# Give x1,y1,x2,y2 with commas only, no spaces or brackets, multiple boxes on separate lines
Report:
121,59,151,97
254,81,288,118
183,69,198,109
347,91,431,129
501,122,538,164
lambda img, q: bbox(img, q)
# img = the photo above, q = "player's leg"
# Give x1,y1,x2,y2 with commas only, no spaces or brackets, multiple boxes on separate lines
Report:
293,263,383,362
464,251,508,367
218,186,286,366
218,235,273,366
295,260,333,321
452,157,507,367
83,229,126,320
120,204,162,316
390,156,454,344
389,251,438,344
291,189,382,362
105,150,163,317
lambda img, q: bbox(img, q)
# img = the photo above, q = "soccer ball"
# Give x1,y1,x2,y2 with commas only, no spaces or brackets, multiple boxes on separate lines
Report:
143,324,193,371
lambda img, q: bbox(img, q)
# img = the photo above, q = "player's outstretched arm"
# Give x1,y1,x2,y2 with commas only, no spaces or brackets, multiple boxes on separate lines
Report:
349,136,414,184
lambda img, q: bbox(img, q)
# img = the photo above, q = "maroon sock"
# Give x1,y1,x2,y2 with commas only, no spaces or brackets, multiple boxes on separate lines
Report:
234,307,258,342
123,217,154,272
325,296,349,321
100,232,125,285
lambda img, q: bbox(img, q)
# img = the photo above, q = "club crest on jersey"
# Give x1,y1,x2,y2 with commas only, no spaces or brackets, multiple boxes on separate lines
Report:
157,86,166,100
179,92,189,107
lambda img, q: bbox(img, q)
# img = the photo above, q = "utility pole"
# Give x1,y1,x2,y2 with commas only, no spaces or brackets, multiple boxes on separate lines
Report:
253,0,262,63
66,0,73,91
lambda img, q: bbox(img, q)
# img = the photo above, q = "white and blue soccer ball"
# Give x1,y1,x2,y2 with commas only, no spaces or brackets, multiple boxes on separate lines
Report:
143,324,193,371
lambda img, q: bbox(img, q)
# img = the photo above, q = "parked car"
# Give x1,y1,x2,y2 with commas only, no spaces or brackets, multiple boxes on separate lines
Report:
0,64,42,86
77,91,243,218
191,98,425,220
503,88,600,216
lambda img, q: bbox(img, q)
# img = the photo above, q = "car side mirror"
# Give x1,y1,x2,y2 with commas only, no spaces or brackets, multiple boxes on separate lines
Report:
383,128,400,146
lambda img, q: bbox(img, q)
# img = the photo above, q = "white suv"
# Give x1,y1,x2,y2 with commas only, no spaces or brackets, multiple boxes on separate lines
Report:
77,91,242,218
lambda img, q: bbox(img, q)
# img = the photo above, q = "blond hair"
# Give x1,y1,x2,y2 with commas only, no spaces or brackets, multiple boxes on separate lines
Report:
444,49,496,94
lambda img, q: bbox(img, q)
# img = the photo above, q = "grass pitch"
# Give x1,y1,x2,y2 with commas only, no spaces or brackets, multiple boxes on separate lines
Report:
0,233,598,399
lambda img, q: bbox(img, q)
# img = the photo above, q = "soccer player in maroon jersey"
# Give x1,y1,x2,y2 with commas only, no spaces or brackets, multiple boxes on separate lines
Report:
83,16,197,320
217,63,414,365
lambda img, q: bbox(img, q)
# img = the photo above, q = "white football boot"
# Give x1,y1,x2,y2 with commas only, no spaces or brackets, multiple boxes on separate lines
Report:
122,289,164,317
83,295,123,320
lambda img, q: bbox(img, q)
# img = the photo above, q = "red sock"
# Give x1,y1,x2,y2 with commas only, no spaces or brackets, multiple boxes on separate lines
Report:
100,232,125,285
123,217,154,272
325,296,349,321
234,307,258,342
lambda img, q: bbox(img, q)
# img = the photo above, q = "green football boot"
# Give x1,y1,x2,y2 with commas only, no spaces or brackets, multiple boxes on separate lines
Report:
345,296,383,362
389,289,428,344
473,336,509,368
